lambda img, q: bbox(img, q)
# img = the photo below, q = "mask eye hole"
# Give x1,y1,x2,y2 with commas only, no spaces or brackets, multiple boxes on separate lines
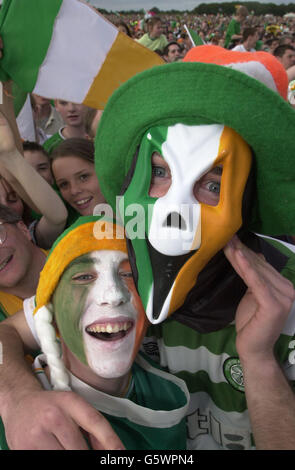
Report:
149,152,172,198
193,165,223,207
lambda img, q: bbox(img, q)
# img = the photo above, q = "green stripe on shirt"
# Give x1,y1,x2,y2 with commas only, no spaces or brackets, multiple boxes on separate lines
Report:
147,319,238,357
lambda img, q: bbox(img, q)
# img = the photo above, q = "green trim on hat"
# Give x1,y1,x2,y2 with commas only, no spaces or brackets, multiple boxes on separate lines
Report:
95,61,295,236
47,215,102,259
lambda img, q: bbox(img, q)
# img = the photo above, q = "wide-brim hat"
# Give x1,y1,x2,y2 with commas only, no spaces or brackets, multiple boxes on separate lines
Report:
95,45,295,236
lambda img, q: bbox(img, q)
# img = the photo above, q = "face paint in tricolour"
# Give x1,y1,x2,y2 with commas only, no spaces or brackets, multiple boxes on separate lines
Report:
120,123,252,324
53,250,148,379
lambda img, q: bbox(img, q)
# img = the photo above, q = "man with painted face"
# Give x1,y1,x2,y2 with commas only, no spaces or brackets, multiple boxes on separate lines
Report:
1,45,295,450
0,216,188,450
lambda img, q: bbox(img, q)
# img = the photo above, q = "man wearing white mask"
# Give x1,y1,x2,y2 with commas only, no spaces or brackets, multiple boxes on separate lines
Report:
1,46,295,451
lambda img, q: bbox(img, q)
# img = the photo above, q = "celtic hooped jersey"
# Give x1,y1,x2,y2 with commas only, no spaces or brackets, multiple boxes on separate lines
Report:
142,236,295,450
0,352,189,451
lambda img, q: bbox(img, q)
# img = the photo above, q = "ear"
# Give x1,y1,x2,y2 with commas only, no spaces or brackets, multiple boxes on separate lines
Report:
16,220,32,241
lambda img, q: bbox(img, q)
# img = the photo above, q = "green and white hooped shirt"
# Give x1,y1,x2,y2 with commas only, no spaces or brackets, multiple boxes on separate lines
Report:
31,353,189,450
142,236,295,450
0,352,188,450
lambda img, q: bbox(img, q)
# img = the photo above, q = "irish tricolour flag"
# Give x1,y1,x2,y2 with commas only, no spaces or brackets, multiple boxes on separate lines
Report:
0,0,163,110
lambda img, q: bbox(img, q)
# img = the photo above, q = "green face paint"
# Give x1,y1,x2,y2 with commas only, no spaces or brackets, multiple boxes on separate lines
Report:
52,249,145,380
52,255,95,365
120,126,168,311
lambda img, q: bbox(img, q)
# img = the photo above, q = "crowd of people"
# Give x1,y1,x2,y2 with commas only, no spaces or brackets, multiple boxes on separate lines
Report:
0,3,294,452
106,7,295,59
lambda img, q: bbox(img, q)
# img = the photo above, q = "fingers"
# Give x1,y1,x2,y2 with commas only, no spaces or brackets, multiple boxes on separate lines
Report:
224,235,295,311
68,394,125,450
40,404,90,450
10,433,65,450
225,236,295,362
6,391,125,450
53,392,125,450
89,433,124,451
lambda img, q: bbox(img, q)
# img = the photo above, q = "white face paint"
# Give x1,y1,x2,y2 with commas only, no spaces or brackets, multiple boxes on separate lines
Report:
80,250,140,379
148,123,224,255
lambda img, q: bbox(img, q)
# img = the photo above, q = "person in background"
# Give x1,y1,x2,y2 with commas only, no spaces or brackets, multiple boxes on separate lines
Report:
113,19,132,37
273,44,295,70
31,94,64,138
0,111,67,249
0,177,27,222
22,141,54,186
177,32,192,54
84,108,103,141
263,37,279,53
162,41,183,63
0,204,47,322
167,31,175,42
136,16,168,53
224,5,249,49
50,138,105,219
279,35,293,46
232,27,259,52
43,101,87,155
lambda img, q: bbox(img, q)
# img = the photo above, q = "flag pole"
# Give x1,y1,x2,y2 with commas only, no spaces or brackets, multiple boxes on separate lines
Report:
184,24,195,47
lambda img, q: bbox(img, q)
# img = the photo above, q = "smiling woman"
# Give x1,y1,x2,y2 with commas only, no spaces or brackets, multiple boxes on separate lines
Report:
51,138,105,217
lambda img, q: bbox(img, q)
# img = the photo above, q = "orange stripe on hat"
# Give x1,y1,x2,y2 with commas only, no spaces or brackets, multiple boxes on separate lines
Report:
34,220,127,315
183,45,288,100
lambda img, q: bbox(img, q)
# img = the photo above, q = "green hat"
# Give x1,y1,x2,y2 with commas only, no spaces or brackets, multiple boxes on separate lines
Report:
95,45,295,236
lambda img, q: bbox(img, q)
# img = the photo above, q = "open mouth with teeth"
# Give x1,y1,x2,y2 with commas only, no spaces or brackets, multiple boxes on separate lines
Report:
86,320,134,342
75,197,92,207
0,255,13,272
76,197,92,205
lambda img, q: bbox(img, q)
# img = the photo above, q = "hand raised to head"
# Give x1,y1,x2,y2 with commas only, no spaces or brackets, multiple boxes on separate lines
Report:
224,235,295,363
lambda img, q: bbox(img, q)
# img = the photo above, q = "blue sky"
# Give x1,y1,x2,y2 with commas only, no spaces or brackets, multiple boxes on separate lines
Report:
90,0,292,12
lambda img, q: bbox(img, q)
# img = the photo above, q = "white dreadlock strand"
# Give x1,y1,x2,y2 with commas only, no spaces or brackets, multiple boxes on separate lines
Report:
34,304,71,391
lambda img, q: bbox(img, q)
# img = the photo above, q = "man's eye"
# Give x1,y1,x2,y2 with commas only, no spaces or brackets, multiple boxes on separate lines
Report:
152,166,166,178
72,273,94,283
119,271,133,278
206,181,221,194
